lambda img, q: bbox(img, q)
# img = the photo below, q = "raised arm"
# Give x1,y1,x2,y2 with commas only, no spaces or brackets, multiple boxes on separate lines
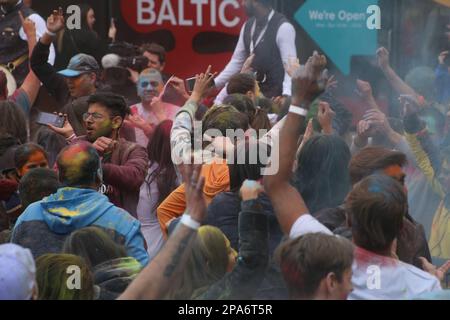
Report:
17,12,40,109
264,52,328,235
118,163,206,300
171,67,215,165
30,8,69,106
377,47,421,103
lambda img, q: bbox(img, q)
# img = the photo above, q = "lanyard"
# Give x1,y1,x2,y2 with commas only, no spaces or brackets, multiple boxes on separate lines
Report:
250,10,275,54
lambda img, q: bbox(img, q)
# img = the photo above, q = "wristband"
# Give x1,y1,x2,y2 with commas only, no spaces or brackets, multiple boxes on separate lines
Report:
180,214,201,230
46,31,57,37
289,105,308,117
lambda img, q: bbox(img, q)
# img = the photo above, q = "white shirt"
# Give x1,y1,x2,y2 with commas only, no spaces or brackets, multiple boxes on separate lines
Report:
289,214,442,299
215,19,297,96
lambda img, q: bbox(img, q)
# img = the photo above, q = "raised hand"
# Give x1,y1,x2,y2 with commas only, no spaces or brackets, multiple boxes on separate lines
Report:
376,47,390,70
317,101,335,134
179,162,206,223
169,77,190,100
356,79,374,100
93,137,117,155
240,180,264,201
108,18,117,42
46,7,65,34
190,65,217,103
291,51,328,106
47,113,74,139
19,11,36,38
438,51,449,65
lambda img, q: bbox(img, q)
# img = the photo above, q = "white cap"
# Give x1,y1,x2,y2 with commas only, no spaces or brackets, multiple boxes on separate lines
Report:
0,244,36,300
101,54,121,69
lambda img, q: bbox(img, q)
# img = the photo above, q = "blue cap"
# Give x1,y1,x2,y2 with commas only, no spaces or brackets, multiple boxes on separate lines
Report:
58,54,99,78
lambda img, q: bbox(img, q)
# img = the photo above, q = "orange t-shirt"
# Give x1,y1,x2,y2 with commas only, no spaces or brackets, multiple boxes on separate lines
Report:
157,160,230,236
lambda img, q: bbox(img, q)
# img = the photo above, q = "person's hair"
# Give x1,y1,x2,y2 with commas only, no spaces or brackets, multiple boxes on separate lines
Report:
202,105,249,137
56,142,101,188
346,174,406,253
223,94,271,133
0,70,7,99
87,92,130,119
79,4,94,31
0,101,27,144
294,135,351,214
14,143,48,171
349,147,407,185
34,127,67,167
223,94,255,123
62,226,127,269
228,139,270,191
227,73,256,95
140,42,166,64
168,226,230,299
146,120,178,211
36,253,94,300
278,233,354,299
19,168,60,209
0,134,19,157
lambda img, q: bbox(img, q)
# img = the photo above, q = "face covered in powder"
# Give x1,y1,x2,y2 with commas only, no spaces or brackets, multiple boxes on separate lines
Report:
84,103,115,142
17,151,49,177
137,69,164,103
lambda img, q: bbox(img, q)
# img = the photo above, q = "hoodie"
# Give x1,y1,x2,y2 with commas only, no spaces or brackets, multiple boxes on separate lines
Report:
11,188,149,266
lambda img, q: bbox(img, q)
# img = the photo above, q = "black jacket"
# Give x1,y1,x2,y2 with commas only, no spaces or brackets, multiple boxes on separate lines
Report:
195,200,269,300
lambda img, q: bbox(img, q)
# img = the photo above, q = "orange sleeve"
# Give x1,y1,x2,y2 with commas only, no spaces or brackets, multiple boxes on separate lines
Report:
157,183,186,237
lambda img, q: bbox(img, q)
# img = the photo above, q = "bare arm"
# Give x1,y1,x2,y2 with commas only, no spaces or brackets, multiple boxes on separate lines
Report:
118,163,206,300
377,47,421,101
264,52,328,234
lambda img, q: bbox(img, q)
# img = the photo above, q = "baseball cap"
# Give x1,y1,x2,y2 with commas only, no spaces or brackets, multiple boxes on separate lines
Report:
58,53,99,78
0,244,36,300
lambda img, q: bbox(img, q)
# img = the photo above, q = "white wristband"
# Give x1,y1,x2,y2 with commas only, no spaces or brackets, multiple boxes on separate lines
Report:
289,105,308,117
180,214,201,230
46,31,57,37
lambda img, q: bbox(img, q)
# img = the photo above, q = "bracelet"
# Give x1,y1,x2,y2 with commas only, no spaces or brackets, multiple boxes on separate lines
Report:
180,213,201,230
46,31,57,37
289,105,308,117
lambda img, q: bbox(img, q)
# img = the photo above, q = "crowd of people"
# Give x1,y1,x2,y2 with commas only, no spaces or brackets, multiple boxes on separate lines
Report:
1,0,450,300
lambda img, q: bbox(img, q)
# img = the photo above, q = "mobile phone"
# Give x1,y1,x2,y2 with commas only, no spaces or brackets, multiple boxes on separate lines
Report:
185,74,215,92
36,112,65,128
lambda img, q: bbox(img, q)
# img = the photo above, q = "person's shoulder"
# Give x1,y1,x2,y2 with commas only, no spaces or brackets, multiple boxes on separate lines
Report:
399,260,441,284
15,202,44,225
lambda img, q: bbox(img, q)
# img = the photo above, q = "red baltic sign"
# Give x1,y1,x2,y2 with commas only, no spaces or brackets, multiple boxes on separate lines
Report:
120,0,247,78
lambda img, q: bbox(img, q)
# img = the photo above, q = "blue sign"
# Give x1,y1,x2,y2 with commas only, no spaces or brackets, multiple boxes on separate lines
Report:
294,0,379,75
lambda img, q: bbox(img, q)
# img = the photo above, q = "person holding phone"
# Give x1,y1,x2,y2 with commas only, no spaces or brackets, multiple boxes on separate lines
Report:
127,68,181,148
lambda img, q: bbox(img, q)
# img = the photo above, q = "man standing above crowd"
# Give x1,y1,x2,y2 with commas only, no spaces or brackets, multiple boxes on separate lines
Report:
215,0,297,99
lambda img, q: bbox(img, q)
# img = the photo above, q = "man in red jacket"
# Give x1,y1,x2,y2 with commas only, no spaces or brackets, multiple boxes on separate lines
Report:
50,92,148,217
